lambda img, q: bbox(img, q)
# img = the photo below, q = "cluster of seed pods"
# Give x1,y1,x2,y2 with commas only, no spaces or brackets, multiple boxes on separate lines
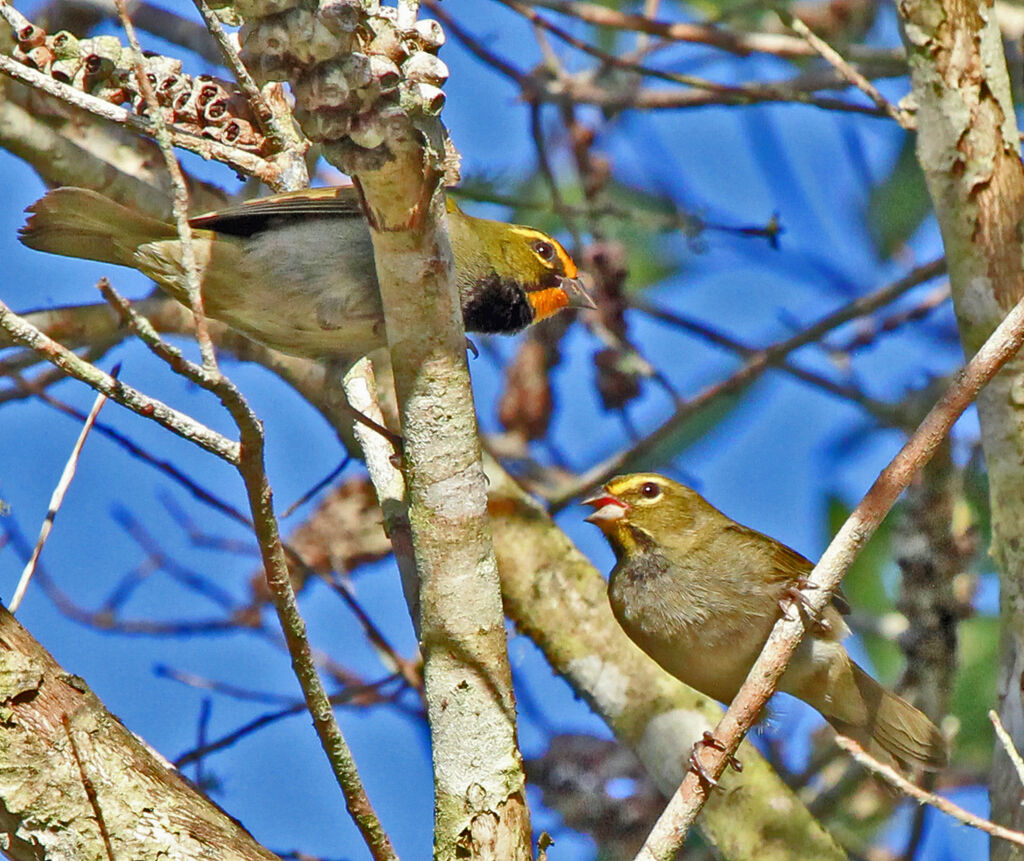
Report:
237,0,447,161
8,19,266,153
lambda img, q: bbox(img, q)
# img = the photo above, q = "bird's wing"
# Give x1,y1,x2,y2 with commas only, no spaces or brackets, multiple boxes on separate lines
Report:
727,523,852,615
189,186,364,236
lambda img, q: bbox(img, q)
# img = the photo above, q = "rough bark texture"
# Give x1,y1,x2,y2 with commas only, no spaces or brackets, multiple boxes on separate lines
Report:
356,138,531,859
898,1,1024,855
485,460,847,861
0,605,280,861
894,442,962,724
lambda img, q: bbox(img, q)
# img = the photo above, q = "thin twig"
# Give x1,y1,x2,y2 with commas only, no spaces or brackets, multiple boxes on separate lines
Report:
834,735,1024,848
633,271,1024,859
782,11,913,129
0,299,240,462
190,0,301,158
92,286,398,859
341,360,420,626
9,372,114,612
632,298,902,421
990,709,1024,793
517,0,905,65
505,0,826,102
281,457,352,518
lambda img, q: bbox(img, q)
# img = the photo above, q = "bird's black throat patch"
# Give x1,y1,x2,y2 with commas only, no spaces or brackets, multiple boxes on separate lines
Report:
461,273,535,335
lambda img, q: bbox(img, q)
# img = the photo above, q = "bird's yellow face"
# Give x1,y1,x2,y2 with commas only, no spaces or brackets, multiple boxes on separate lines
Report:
502,226,581,323
448,202,594,332
583,473,703,558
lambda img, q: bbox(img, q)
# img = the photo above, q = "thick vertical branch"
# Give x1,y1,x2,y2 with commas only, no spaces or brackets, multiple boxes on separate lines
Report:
355,144,531,858
897,1,1024,854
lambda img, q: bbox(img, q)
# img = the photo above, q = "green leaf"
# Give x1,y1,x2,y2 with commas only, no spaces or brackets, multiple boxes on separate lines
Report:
949,614,998,768
826,496,902,682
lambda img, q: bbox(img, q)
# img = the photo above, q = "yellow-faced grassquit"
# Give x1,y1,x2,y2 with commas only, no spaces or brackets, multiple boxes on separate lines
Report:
584,472,947,772
19,186,594,359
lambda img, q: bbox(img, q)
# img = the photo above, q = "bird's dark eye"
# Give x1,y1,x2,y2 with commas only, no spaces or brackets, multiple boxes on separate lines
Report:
640,482,661,499
532,240,556,262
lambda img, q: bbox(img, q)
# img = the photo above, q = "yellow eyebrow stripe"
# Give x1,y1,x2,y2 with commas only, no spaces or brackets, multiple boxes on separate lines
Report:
507,226,578,278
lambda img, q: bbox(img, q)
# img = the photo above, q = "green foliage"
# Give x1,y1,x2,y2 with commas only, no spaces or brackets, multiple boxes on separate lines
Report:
950,614,998,768
827,496,903,683
868,136,931,259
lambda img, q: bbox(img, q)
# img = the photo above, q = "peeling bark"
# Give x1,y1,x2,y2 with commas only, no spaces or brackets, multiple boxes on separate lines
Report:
898,2,1024,855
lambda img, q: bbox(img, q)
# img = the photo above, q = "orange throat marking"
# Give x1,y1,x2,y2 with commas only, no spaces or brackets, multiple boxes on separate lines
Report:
527,286,570,322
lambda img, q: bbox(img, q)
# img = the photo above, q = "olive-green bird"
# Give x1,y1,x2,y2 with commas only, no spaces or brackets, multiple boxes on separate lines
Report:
584,473,947,772
19,186,594,359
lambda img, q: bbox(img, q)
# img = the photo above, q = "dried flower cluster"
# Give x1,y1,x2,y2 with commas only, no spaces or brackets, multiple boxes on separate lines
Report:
238,0,447,166
586,241,644,411
4,11,266,153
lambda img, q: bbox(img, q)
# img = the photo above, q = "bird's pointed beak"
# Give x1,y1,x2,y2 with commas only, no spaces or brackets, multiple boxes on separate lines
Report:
560,276,597,311
582,490,629,524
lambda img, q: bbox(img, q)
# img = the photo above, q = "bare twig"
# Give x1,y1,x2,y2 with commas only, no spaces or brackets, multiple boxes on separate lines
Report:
113,0,217,371
93,282,397,858
0,299,240,462
991,710,1024,793
782,12,913,129
341,360,419,623
632,298,901,421
834,735,1024,848
190,0,306,168
633,274,1024,859
517,0,905,65
9,373,113,612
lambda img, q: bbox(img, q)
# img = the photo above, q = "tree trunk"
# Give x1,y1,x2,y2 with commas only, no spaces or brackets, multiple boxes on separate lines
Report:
898,2,1024,856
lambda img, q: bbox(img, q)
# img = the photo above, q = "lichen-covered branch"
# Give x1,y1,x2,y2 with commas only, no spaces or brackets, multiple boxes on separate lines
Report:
897,3,1024,857
0,605,282,861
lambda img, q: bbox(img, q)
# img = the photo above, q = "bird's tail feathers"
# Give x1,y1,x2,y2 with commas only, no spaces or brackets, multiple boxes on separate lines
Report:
828,662,947,772
19,188,175,267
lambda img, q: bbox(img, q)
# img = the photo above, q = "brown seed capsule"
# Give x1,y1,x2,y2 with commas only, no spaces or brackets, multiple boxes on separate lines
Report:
50,31,79,59
412,18,445,51
317,0,361,34
18,24,46,49
407,82,445,116
368,55,400,91
26,45,54,70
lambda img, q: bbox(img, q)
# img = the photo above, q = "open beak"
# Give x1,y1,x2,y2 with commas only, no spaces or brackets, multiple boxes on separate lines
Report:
560,276,597,311
582,490,629,524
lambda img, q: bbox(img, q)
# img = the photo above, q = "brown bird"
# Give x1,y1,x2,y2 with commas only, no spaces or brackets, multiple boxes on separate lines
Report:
19,186,594,360
584,472,947,772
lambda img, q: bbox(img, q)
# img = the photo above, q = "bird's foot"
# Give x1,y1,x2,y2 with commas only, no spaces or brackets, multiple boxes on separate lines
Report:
779,578,832,634
688,731,742,791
